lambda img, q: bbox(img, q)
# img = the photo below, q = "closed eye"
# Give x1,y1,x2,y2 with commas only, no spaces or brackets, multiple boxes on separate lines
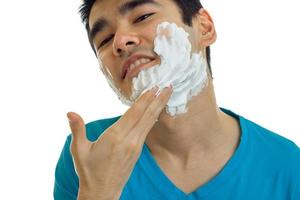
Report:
134,13,155,23
98,34,114,49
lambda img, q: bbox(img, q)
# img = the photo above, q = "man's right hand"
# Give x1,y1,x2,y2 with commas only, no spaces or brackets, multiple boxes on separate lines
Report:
67,85,172,200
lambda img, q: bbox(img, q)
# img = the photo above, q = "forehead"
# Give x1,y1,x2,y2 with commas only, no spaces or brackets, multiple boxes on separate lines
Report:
88,0,167,28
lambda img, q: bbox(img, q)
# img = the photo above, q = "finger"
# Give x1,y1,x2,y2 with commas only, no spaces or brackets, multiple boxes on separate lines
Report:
129,85,173,143
113,86,159,135
67,112,90,150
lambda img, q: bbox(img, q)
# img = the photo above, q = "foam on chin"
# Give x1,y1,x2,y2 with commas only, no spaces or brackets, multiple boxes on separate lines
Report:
130,22,208,116
98,21,208,117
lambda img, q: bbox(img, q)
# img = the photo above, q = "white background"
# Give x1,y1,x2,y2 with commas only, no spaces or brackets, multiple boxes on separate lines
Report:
0,0,299,199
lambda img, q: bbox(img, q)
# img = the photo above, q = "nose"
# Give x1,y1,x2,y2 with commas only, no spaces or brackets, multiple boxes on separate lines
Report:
112,31,140,56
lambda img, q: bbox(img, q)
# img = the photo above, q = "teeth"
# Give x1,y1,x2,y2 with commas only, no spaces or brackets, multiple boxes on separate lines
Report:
129,58,152,71
142,58,151,63
129,63,135,70
134,59,141,66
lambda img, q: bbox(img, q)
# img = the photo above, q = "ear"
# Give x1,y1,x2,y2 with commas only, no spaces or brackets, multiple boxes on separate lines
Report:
194,8,217,49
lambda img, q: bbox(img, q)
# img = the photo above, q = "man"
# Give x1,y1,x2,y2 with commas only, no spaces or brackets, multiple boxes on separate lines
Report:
54,0,300,199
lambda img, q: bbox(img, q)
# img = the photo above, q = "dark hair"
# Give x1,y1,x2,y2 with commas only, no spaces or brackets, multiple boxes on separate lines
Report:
79,0,213,77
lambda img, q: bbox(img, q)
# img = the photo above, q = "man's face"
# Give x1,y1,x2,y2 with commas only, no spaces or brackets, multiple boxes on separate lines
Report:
89,0,201,99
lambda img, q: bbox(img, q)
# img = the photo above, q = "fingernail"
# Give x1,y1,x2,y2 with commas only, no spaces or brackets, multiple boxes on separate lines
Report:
164,85,172,92
151,86,159,93
155,86,170,97
155,89,161,97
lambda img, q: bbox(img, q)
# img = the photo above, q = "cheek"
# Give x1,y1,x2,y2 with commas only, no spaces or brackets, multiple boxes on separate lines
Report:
188,33,199,52
98,50,112,71
97,53,119,82
141,18,185,45
139,19,163,45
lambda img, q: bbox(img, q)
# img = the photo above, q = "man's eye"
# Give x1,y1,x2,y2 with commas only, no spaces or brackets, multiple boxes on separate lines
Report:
99,34,114,49
134,13,155,23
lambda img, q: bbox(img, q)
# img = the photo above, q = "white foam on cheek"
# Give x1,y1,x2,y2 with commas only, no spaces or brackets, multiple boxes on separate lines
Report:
130,21,208,116
98,21,208,117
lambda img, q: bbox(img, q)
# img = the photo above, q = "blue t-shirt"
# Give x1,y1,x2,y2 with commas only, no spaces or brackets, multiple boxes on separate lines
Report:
54,108,300,200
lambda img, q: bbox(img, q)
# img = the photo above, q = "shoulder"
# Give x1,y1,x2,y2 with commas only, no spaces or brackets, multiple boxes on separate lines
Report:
240,115,300,169
242,116,299,153
221,107,300,158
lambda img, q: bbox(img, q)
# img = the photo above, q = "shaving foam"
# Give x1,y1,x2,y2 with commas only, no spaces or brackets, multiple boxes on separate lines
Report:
130,22,208,116
99,21,208,116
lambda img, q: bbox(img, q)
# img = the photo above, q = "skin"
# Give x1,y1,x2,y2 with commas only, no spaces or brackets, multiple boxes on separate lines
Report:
90,0,204,98
68,0,241,198
68,86,173,199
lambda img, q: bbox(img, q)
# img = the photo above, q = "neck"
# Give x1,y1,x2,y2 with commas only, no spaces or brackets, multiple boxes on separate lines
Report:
145,77,241,168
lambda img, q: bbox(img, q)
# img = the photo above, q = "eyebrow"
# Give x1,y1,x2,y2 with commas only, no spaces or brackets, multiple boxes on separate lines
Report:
119,0,158,15
89,0,160,42
89,19,108,42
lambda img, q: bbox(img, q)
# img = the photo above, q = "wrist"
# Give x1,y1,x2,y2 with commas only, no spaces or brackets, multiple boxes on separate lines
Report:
77,186,121,200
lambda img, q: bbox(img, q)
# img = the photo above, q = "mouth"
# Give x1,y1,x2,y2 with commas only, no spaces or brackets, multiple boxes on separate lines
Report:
121,54,157,80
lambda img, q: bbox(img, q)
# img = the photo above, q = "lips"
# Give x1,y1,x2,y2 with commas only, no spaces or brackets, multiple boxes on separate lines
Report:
121,54,155,79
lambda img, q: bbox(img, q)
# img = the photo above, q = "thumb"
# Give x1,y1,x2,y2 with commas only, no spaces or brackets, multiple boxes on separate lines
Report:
67,112,90,150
